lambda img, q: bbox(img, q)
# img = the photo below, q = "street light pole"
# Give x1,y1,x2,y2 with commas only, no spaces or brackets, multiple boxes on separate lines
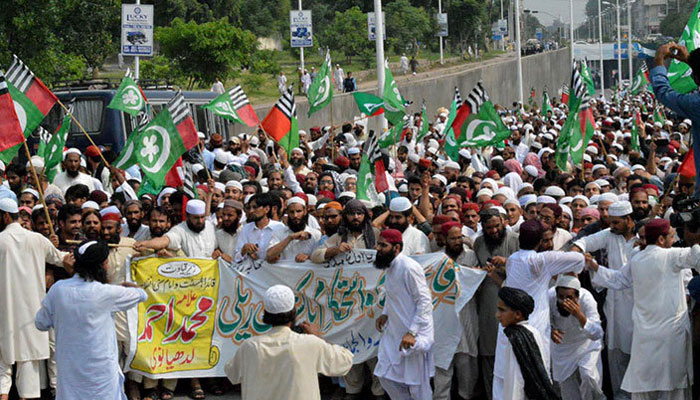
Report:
627,1,633,82
298,0,304,71
615,0,622,84
438,0,444,64
514,0,523,105
374,0,387,132
598,0,605,98
570,0,575,63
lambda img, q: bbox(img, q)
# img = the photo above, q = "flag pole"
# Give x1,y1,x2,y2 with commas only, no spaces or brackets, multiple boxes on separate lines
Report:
256,123,281,164
329,99,336,160
21,140,54,234
55,98,110,167
196,144,212,180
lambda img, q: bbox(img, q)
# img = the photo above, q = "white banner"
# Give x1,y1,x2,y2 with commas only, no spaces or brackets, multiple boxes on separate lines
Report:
290,10,313,48
121,4,154,57
125,251,485,379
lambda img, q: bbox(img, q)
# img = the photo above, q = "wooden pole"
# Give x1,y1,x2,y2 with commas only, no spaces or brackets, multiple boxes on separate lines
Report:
65,239,153,250
55,98,110,166
330,99,336,160
22,141,54,234
196,143,212,180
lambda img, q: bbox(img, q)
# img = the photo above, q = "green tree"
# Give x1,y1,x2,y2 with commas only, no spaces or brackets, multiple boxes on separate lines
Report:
322,6,373,63
448,0,486,51
155,18,258,89
385,0,435,54
57,0,120,74
660,0,696,38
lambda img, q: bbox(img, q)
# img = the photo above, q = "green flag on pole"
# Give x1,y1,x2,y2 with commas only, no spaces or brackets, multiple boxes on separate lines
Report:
307,50,333,117
352,92,385,116
382,59,405,126
135,108,187,188
443,101,510,160
579,59,596,96
668,0,700,94
201,91,244,124
114,109,150,170
43,108,73,182
416,101,429,142
541,88,552,116
630,64,651,95
631,109,642,151
108,75,146,116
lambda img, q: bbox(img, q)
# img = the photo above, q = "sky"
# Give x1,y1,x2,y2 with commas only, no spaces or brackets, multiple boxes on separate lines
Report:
523,0,588,27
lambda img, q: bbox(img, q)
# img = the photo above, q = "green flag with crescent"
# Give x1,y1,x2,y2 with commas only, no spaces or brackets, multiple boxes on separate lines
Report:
201,92,244,124
307,50,333,117
444,101,510,160
135,108,187,187
668,0,700,94
108,76,146,116
382,59,405,126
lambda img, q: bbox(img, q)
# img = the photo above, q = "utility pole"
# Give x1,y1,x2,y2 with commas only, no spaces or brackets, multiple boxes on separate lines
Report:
598,0,605,98
514,0,523,104
374,0,387,132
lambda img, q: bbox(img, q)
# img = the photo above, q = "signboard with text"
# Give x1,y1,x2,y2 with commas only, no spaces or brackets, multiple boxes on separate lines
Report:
368,12,386,41
290,10,313,48
437,13,448,37
121,4,154,56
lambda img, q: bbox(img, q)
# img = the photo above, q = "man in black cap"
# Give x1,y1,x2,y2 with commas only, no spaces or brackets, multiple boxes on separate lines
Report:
35,240,147,399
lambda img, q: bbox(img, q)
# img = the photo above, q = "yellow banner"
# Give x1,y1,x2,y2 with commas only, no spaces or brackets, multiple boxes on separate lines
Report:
129,257,221,375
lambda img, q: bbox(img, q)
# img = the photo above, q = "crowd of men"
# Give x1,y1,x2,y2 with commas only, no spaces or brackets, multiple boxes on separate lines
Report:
4,43,700,400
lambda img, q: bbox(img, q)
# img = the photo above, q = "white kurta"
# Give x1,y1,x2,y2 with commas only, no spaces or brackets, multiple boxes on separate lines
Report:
493,249,585,400
166,220,218,258
121,224,150,241
574,228,637,352
549,287,604,393
592,244,700,393
0,223,67,364
52,171,95,194
35,275,147,400
374,254,435,387
400,226,431,256
496,321,549,400
553,227,573,250
268,225,321,261
215,228,240,260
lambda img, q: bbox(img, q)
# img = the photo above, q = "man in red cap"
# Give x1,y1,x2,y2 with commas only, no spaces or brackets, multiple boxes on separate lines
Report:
586,218,700,399
374,229,434,400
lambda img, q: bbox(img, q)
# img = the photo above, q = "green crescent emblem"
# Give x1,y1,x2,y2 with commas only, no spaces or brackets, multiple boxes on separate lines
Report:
140,125,171,173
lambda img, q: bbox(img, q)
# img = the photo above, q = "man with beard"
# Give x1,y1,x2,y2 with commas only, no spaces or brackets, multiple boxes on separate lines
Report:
290,148,311,175
267,170,284,191
231,193,284,263
121,200,149,240
225,180,244,201
50,204,84,285
136,199,218,259
464,203,482,242
348,147,362,171
213,200,243,263
303,172,318,194
82,209,102,241
549,275,605,400
384,197,430,255
434,222,483,400
311,199,379,263
493,220,588,400
267,197,320,263
572,201,636,400
311,200,383,399
539,204,573,250
5,163,26,198
473,208,519,398
374,229,434,400
629,186,651,222
53,149,95,193
0,198,72,400
319,201,342,243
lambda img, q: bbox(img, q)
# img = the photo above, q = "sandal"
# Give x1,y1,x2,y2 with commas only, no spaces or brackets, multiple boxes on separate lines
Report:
189,388,205,400
143,388,160,400
159,388,174,400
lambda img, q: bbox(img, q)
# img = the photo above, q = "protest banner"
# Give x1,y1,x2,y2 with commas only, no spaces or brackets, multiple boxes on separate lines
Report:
125,251,486,379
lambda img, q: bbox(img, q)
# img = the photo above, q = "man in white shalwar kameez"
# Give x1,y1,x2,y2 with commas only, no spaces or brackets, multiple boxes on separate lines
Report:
493,219,587,400
0,198,71,400
587,219,700,400
549,275,605,400
374,229,434,400
35,240,147,400
573,200,638,400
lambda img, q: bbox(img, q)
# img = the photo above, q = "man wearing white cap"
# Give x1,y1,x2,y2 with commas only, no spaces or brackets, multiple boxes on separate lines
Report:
225,285,353,400
53,149,95,194
135,199,217,259
213,200,244,262
224,180,244,202
572,200,637,400
0,198,73,400
383,197,430,255
549,275,605,400
267,196,321,263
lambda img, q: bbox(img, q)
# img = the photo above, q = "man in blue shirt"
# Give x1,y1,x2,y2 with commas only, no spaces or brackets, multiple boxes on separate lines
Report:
650,42,700,192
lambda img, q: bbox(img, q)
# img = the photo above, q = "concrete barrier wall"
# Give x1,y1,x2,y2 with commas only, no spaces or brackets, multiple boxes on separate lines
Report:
252,48,571,133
